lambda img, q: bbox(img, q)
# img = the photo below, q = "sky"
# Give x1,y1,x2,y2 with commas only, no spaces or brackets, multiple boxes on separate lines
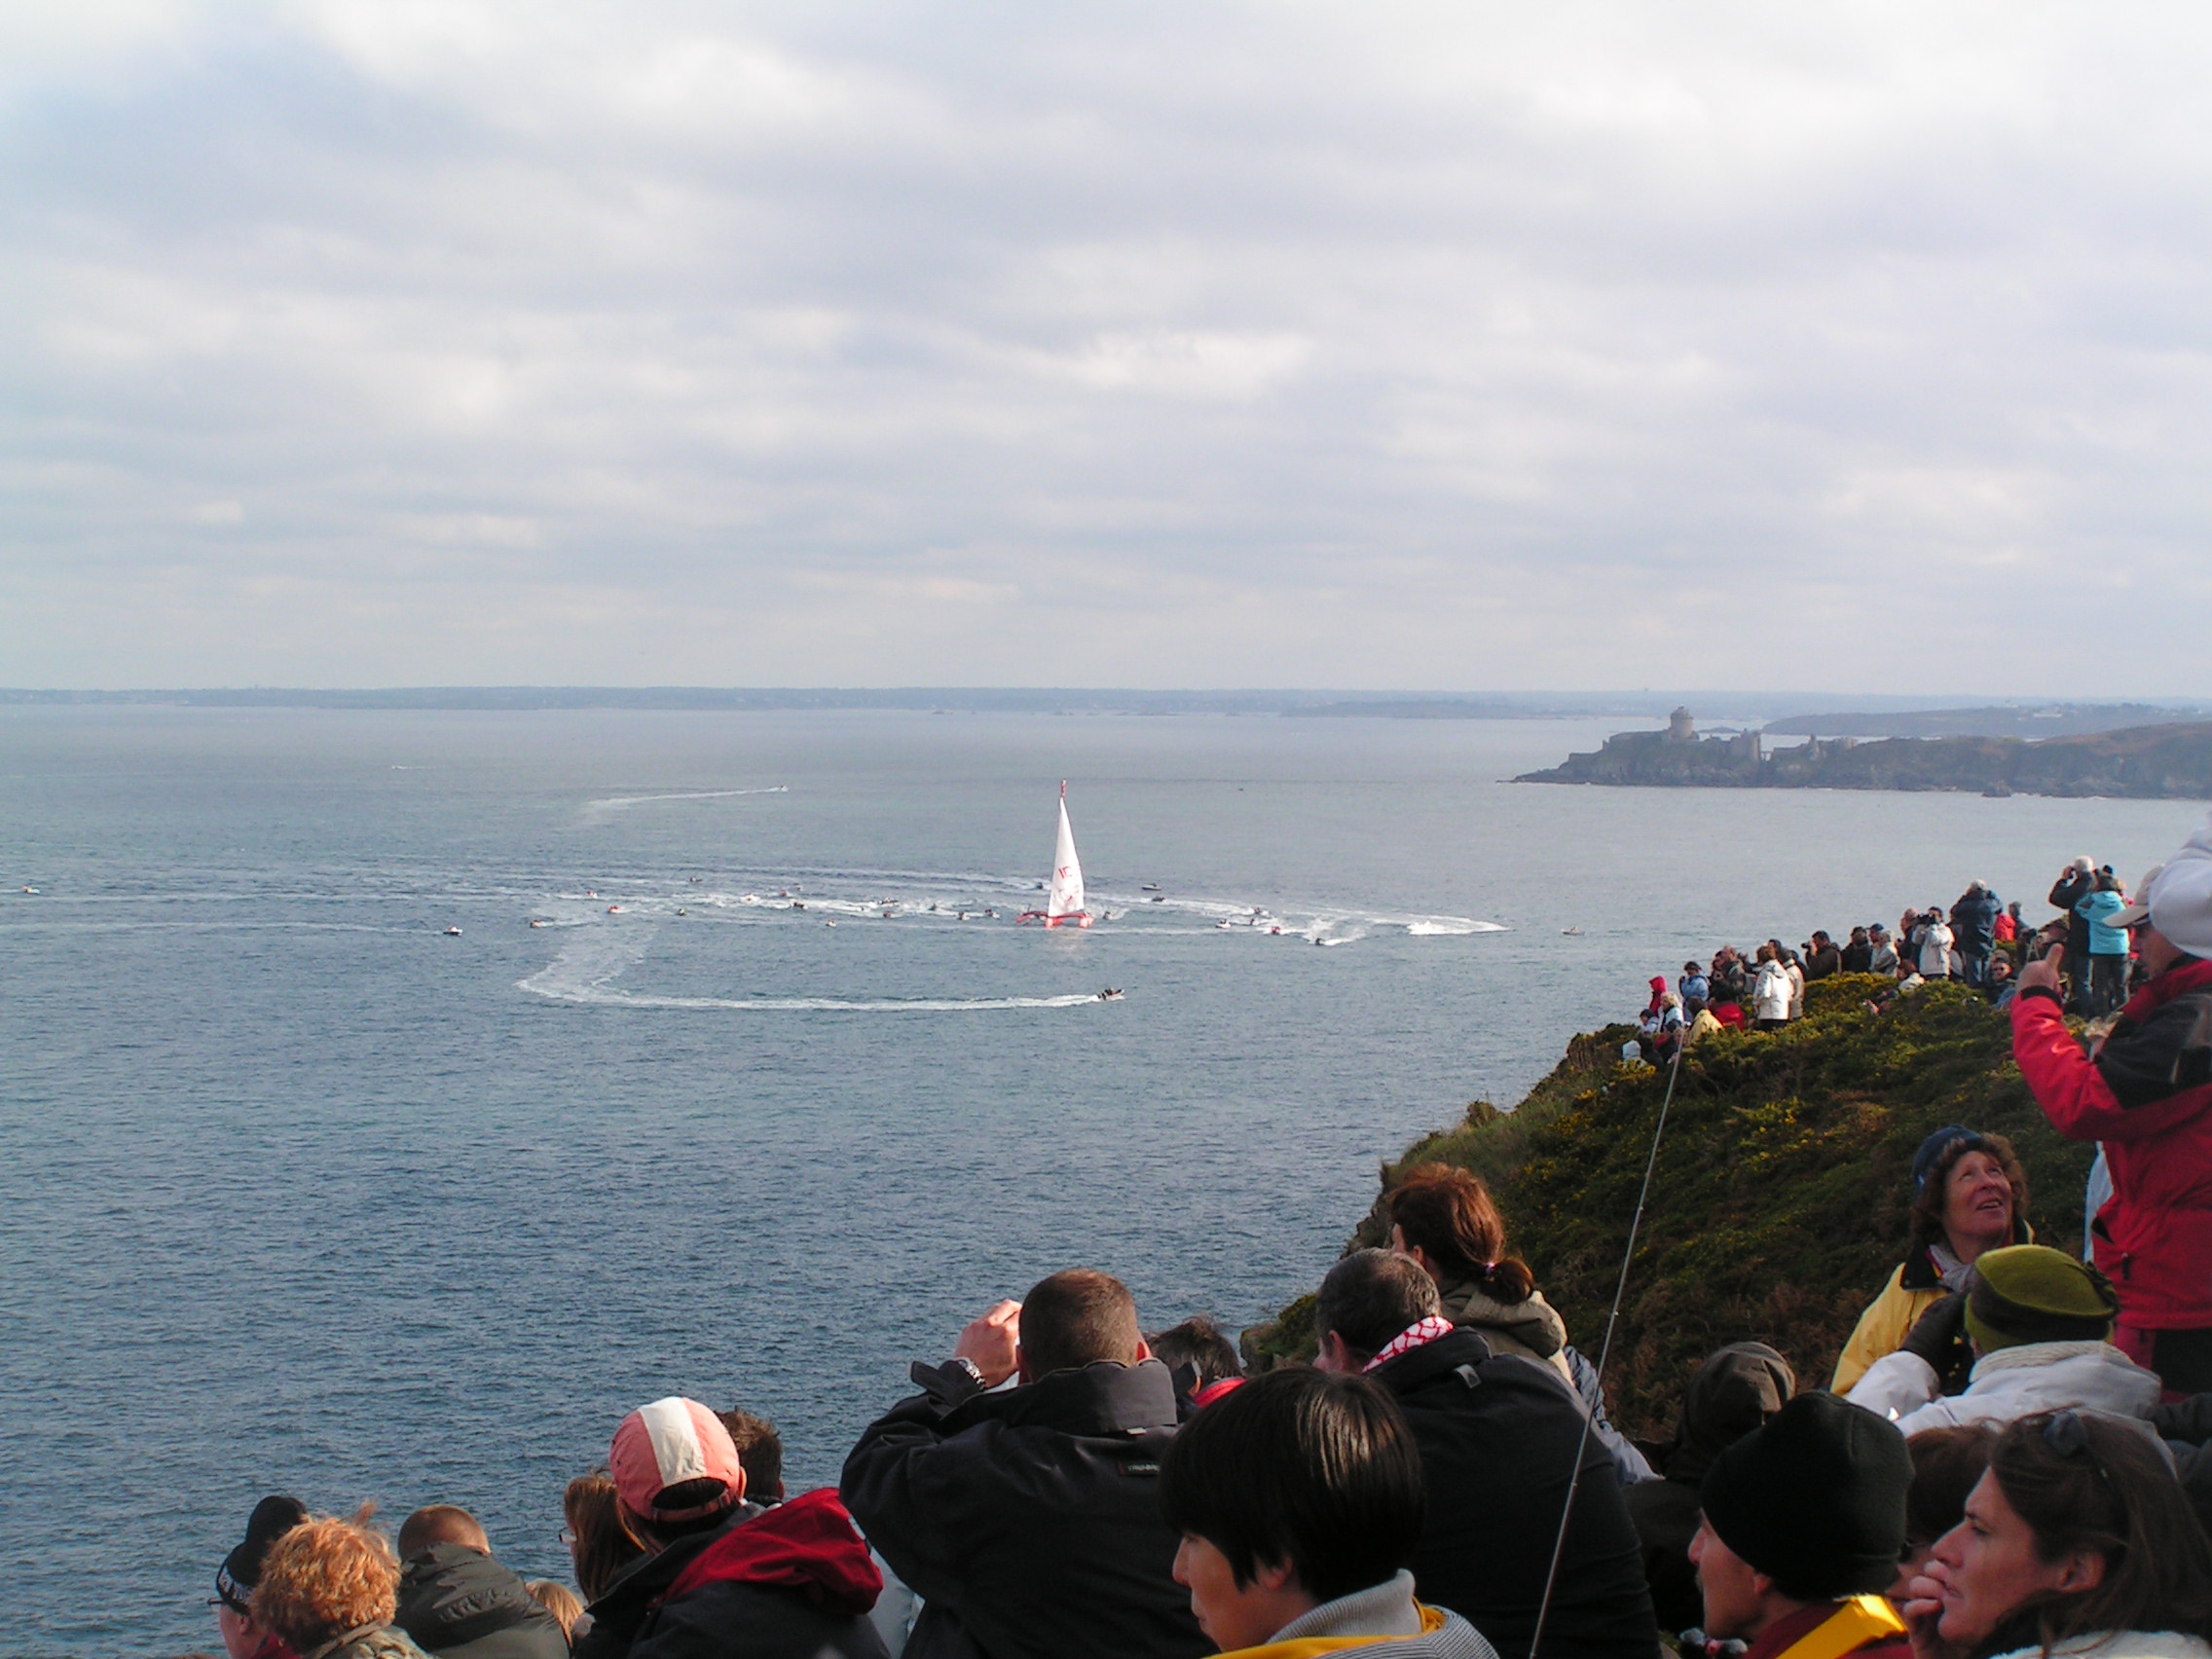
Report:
4,2,2211,693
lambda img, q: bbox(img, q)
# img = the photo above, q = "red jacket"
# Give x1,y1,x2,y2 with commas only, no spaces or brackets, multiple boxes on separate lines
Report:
2011,957,2212,1329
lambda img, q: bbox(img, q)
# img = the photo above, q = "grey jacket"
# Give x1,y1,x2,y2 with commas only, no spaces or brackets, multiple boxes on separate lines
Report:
1267,1573,1497,1659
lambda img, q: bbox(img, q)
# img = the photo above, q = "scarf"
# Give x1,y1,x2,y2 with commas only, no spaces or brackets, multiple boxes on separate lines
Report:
1364,1316,1456,1372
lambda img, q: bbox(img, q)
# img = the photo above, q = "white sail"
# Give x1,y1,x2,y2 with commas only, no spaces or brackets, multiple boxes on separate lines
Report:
1047,787,1087,922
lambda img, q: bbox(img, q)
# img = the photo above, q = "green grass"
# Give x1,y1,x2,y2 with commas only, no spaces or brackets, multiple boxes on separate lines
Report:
1243,976,2095,1438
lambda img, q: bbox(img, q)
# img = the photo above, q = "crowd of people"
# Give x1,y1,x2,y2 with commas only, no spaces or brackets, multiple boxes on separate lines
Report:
197,817,2212,1659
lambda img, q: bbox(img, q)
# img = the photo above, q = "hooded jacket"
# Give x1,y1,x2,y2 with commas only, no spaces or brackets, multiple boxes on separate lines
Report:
1366,1329,1657,1659
2012,957,2212,1329
2079,887,2131,956
1845,1339,2162,1435
1625,1342,1794,1636
1753,961,1791,1021
572,1491,887,1659
1212,1573,1497,1659
840,1358,1206,1659
395,1544,568,1659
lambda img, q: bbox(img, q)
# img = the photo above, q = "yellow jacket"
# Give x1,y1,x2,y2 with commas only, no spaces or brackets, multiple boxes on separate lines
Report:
1830,1224,2031,1394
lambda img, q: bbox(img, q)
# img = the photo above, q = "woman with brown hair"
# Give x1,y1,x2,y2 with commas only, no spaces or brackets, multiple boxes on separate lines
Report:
1903,1410,2212,1659
1385,1161,1654,1482
562,1473,644,1606
1833,1127,2031,1395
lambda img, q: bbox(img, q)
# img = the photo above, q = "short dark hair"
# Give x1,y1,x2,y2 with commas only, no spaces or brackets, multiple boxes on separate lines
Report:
1316,1249,1439,1362
1022,1269,1142,1379
717,1409,785,1502
1159,1367,1425,1604
1983,1412,2212,1652
1147,1316,1243,1389
395,1505,488,1560
1903,1424,1994,1550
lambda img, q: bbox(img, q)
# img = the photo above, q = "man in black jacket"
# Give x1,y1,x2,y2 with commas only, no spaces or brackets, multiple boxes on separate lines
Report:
840,1268,1208,1659
1313,1250,1658,1659
395,1507,568,1659
2049,857,2097,1012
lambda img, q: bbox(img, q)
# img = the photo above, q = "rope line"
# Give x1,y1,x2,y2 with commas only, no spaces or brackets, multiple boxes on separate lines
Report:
1526,1028,1688,1659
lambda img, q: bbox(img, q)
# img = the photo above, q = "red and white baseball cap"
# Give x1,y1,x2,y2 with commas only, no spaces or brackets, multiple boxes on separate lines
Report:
609,1397,745,1522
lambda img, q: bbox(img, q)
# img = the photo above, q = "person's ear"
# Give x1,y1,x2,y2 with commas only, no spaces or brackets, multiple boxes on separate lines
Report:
731,1466,748,1503
1252,1557,1299,1594
1015,1346,1033,1385
1132,1337,1152,1364
1316,1331,1352,1375
2053,1550,2106,1596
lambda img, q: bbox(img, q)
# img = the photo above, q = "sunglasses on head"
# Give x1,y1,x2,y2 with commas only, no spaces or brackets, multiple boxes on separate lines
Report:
2043,1409,2112,1485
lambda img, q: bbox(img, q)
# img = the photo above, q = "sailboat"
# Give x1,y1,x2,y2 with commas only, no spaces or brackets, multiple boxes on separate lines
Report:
1018,781,1093,929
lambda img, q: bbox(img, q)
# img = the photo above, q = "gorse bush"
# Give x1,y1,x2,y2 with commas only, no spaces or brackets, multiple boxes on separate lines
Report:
1246,976,2093,1440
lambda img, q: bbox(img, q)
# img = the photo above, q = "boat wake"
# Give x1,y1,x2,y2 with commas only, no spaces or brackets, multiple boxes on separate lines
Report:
582,786,789,818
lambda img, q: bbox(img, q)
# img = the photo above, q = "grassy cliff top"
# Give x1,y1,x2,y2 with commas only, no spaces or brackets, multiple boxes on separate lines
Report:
1245,975,2094,1440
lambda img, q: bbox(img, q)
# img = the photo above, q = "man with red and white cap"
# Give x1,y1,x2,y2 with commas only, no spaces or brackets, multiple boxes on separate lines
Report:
572,1396,887,1659
2013,808,2212,1399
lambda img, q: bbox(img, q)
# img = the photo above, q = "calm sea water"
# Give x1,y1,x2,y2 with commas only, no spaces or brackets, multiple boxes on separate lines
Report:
0,707,2195,1657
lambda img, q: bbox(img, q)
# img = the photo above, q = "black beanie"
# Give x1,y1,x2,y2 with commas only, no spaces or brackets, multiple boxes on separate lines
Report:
1699,1392,1909,1601
215,1494,309,1610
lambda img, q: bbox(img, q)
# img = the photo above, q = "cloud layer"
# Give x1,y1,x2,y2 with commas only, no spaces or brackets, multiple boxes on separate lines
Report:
5,1,2210,690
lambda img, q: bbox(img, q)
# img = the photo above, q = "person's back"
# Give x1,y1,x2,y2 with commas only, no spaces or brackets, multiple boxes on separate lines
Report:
1315,1251,1656,1659
394,1508,568,1659
841,1269,1206,1659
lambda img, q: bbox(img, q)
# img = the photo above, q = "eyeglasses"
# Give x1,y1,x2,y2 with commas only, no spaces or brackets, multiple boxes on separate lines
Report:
2043,1410,2113,1485
559,1526,576,1547
207,1594,248,1614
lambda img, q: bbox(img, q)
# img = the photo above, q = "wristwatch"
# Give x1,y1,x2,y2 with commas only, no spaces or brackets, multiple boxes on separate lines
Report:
946,1355,988,1389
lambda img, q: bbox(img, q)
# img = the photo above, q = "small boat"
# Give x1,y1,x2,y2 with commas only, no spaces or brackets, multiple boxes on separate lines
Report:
688,875,704,883
1150,896,1165,903
1017,782,1093,929
607,904,623,914
529,918,548,928
825,920,837,928
676,907,687,917
1142,884,1161,892
444,925,462,937
585,889,598,899
1269,925,1282,935
1216,918,1232,929
792,901,805,910
19,886,37,895
1097,987,1124,1001
1561,926,1583,937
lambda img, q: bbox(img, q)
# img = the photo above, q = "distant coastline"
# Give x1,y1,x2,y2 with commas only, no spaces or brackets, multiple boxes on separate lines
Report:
1517,708,2212,799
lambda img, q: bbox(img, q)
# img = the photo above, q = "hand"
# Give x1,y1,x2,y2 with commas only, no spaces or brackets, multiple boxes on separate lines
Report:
953,1300,1023,1386
2017,949,2065,997
1899,1292,1968,1372
1902,1567,1965,1659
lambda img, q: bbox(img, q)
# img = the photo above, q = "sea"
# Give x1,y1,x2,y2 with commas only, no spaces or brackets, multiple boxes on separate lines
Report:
0,705,2196,1657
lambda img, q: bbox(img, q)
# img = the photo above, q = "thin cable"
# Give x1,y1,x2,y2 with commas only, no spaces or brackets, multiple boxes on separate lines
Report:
1526,1026,1687,1659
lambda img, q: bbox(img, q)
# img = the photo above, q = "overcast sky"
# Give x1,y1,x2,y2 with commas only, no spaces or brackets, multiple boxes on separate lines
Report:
4,2,2210,692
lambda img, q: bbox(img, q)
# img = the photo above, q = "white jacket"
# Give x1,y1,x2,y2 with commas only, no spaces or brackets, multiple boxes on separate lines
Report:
1990,1636,2212,1659
1845,1339,2160,1436
1917,920,1955,977
1753,961,1791,1021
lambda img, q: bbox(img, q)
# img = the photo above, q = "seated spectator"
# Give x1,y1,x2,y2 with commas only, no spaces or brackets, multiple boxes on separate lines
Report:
1626,1342,1795,1637
1686,1393,1914,1659
1639,995,1684,1065
1679,961,1711,1007
1832,1128,2030,1394
523,1584,582,1645
1158,1367,1493,1659
1983,955,2014,1005
394,1505,567,1659
252,1506,434,1659
1805,932,1843,981
1994,902,2021,947
716,1410,785,1504
562,1474,642,1607
1149,1314,1246,1401
1866,928,1899,977
1889,1425,1992,1603
1385,1164,1652,1484
840,1270,1206,1659
1684,997,1724,1046
576,1397,885,1659
1901,1411,2212,1657
1846,1245,2158,1435
1313,1250,1656,1659
1710,949,1751,1014
1840,927,1874,976
214,1495,309,1659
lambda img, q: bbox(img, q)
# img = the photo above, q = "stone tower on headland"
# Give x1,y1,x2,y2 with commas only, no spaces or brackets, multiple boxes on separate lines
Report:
1666,706,1696,743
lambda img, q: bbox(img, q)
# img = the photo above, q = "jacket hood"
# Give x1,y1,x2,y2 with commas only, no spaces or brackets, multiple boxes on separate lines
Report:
665,1488,883,1616
395,1544,560,1652
1663,1343,1794,1484
1435,1278,1567,1360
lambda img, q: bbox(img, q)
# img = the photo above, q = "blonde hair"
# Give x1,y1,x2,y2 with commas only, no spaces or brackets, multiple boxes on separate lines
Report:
250,1504,398,1651
525,1579,584,1638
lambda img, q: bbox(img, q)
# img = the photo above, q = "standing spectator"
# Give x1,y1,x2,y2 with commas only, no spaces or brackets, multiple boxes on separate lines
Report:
2049,856,2098,1013
1994,902,2022,947
1752,946,1791,1031
394,1506,567,1659
213,1495,309,1659
1679,961,1710,1007
1780,944,1807,1018
1685,1394,1914,1659
1950,882,2003,988
1711,949,1750,1013
1915,911,1955,980
1805,933,1843,981
841,1271,1206,1659
1313,1251,1657,1659
2078,869,2131,1017
1866,928,1899,977
2013,825,2212,1399
1839,927,1874,975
